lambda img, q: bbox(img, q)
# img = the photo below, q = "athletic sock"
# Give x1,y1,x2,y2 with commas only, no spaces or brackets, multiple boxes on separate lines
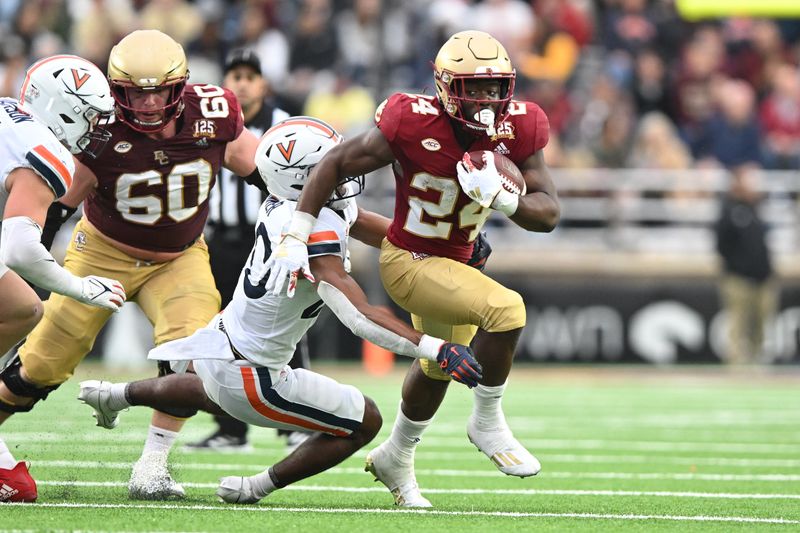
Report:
142,425,179,455
249,466,279,498
387,402,433,461
0,437,16,469
471,382,508,430
108,382,131,411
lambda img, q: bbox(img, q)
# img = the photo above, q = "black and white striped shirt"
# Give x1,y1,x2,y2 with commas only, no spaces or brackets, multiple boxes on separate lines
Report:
207,103,290,238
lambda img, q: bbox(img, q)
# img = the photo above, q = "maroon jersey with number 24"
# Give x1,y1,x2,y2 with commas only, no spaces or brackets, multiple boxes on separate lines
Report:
375,92,549,262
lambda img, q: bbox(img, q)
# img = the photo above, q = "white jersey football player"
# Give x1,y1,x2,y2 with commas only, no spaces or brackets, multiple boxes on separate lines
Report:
78,117,482,505
0,55,126,503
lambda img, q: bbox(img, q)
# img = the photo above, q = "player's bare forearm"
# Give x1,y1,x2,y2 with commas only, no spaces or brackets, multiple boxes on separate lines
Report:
297,127,395,218
223,128,259,176
512,152,560,232
60,159,98,208
351,208,391,248
510,190,560,232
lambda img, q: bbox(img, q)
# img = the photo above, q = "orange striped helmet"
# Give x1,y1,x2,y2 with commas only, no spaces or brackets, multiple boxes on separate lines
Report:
255,116,363,208
19,55,114,157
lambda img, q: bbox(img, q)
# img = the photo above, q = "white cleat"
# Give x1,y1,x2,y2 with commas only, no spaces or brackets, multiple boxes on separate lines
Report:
128,451,186,500
365,441,431,508
467,417,541,477
216,476,261,504
78,380,121,429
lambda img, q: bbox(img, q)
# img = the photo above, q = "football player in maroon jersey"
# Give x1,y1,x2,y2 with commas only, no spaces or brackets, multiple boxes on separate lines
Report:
8,30,264,501
265,30,560,507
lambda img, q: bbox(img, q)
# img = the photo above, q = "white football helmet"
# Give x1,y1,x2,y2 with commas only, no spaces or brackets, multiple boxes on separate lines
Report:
19,55,114,158
255,116,363,209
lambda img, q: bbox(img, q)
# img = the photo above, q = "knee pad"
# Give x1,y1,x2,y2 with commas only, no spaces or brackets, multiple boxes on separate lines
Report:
484,287,526,332
155,360,199,419
0,355,60,413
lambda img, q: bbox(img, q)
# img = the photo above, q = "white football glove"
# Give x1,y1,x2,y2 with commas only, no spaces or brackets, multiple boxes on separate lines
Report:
264,234,315,297
77,275,126,312
456,151,503,208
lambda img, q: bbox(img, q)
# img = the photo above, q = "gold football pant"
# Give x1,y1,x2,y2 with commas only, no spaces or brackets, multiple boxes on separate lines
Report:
19,218,221,386
379,239,525,380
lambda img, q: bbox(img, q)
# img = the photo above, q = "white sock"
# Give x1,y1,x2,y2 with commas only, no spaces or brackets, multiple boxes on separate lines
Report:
388,402,432,460
249,467,278,498
108,382,131,411
0,437,16,469
142,425,179,455
471,382,508,429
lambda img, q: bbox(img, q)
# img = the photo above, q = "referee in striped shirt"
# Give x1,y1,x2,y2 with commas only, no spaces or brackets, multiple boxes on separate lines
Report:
186,49,311,453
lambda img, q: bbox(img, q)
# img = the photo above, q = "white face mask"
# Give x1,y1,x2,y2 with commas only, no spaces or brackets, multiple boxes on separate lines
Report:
475,108,496,137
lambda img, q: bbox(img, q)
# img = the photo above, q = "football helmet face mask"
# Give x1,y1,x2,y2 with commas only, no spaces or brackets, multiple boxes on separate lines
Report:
433,30,516,135
255,116,364,209
19,55,115,158
108,30,189,133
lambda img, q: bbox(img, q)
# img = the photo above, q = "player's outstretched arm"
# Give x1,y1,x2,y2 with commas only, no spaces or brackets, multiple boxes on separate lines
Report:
1,168,126,312
311,254,482,387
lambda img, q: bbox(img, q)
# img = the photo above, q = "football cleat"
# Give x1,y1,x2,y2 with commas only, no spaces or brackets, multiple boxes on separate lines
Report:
0,462,37,503
128,451,185,500
467,417,541,477
78,380,121,429
216,476,261,504
183,431,253,453
364,441,431,508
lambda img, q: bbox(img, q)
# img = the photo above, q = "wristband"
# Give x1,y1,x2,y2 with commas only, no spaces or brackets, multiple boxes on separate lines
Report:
416,334,446,361
492,189,519,216
286,211,317,243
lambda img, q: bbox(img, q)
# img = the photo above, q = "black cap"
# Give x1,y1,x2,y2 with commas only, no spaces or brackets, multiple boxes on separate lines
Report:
224,48,262,75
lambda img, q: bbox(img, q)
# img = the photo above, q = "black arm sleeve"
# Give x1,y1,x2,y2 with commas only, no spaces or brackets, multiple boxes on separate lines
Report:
40,201,77,250
242,168,267,193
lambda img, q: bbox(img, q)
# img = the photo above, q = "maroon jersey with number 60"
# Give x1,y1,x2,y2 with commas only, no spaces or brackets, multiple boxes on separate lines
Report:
375,93,549,262
80,84,244,252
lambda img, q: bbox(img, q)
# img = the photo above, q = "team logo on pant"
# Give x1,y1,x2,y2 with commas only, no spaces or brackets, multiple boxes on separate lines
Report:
74,231,87,252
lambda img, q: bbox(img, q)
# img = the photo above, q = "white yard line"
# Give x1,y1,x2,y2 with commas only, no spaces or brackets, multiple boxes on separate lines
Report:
36,480,800,500
29,460,800,481
3,502,798,525
11,433,800,454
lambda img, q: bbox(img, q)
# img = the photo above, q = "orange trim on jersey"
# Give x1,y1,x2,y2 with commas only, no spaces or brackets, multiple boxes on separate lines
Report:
308,231,339,244
240,367,349,436
32,145,72,188
19,54,87,104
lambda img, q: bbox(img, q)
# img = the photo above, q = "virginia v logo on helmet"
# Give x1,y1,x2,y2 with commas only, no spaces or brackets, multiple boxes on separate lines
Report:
255,117,364,210
433,30,516,137
18,55,115,158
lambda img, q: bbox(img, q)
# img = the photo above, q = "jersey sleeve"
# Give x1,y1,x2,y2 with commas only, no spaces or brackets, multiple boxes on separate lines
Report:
374,93,405,144
225,87,245,140
528,102,550,153
184,84,244,142
24,139,75,199
307,207,348,260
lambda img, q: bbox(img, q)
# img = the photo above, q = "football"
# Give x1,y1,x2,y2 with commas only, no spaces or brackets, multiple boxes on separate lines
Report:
467,150,527,196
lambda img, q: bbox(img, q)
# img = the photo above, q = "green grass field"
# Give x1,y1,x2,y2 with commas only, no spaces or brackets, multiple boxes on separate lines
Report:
2,362,799,532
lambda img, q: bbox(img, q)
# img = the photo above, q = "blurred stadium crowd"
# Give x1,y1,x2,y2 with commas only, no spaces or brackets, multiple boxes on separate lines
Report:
0,0,799,173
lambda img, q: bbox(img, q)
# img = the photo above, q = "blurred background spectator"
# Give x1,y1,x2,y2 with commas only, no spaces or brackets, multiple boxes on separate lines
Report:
715,166,778,365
